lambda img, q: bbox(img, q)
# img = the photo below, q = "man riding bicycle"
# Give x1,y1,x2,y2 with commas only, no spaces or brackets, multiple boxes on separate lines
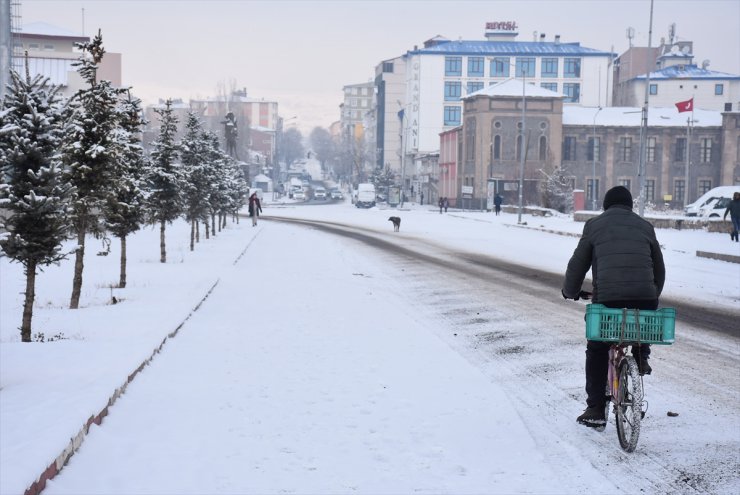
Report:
562,186,666,428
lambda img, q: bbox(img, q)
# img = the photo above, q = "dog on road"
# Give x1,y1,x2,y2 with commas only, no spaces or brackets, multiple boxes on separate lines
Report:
388,216,401,232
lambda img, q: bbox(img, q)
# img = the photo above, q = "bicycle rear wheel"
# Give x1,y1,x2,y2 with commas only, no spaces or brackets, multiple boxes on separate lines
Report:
615,356,643,452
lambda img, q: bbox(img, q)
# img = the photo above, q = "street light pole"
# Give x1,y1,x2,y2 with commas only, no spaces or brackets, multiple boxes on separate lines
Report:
517,70,526,224
592,107,602,210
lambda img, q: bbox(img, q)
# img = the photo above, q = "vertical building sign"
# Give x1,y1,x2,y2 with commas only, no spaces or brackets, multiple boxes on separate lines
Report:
409,57,421,152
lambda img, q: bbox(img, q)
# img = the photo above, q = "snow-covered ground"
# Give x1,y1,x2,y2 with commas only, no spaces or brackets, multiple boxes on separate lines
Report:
1,194,738,494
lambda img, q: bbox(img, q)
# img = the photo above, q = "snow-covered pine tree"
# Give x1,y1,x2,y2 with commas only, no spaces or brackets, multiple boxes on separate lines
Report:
63,30,127,309
0,68,73,341
145,99,182,262
105,91,147,288
202,130,230,233
179,112,212,250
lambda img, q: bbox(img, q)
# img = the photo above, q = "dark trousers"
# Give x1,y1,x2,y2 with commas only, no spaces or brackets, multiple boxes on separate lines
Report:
585,299,657,407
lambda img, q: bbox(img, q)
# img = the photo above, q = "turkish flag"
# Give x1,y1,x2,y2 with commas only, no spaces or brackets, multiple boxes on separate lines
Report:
675,98,693,113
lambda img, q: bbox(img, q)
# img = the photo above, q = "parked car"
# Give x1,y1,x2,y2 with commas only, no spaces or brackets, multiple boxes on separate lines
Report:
684,186,738,217
314,187,327,200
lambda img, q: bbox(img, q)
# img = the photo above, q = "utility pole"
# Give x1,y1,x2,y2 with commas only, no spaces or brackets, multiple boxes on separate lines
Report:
637,0,655,217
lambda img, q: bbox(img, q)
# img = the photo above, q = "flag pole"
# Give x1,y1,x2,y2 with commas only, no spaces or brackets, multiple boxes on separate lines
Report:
683,95,694,208
637,0,655,217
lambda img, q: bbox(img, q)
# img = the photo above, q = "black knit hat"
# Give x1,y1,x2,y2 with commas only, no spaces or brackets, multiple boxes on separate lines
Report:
603,185,633,210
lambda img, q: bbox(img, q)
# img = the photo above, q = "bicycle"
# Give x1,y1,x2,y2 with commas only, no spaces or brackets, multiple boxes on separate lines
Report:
583,300,676,452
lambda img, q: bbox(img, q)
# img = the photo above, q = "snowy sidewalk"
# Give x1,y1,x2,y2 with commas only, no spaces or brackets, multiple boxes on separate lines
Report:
42,221,609,494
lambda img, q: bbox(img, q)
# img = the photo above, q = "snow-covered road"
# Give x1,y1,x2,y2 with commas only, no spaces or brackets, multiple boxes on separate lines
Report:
44,221,604,494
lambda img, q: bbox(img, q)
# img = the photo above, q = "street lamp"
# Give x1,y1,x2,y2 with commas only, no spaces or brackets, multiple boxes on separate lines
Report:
592,107,603,210
397,100,407,207
517,69,526,224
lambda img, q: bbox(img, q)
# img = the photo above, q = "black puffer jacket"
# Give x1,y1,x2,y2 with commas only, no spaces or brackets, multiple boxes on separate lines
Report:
563,205,665,303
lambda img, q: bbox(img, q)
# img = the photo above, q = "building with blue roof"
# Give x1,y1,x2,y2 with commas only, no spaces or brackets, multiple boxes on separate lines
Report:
612,31,740,111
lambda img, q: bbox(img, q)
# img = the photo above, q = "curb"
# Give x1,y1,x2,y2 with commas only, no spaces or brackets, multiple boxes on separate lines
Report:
696,250,740,264
23,279,220,495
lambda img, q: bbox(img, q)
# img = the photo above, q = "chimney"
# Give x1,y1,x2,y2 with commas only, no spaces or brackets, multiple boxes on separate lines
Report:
540,33,546,42
554,34,561,44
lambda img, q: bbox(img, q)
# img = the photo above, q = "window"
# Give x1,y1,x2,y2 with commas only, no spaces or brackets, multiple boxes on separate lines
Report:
645,179,655,202
647,137,657,162
541,58,558,78
515,57,535,77
382,61,394,73
649,84,658,95
43,44,54,51
490,57,510,77
444,81,462,101
540,82,557,92
465,118,476,160
699,180,712,195
444,106,461,126
28,43,39,50
563,136,577,161
587,137,600,161
493,135,501,159
539,136,547,160
516,135,524,160
715,84,724,95
445,56,462,76
700,138,712,162
587,179,599,204
674,180,686,203
468,57,484,77
619,137,632,162
564,58,581,78
563,83,580,102
618,179,631,190
466,81,484,94
675,138,686,162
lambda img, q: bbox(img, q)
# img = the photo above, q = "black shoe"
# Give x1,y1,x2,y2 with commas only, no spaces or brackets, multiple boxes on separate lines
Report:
577,405,606,428
637,357,652,376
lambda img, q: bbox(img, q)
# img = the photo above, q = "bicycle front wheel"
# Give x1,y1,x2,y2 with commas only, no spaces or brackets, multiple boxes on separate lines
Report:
615,356,643,452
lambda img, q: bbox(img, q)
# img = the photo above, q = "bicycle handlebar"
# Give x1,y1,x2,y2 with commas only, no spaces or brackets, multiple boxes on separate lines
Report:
562,289,592,301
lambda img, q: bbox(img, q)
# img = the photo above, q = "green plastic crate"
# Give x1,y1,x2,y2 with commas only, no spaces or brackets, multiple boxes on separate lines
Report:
585,304,676,345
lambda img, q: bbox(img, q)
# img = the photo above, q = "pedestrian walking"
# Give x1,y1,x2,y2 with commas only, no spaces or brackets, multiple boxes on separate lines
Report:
723,191,740,242
248,192,262,226
444,197,449,212
438,197,444,214
494,193,503,216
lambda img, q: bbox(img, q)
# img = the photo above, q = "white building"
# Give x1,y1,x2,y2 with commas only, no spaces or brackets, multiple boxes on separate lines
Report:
624,64,740,112
374,56,406,172
379,23,615,180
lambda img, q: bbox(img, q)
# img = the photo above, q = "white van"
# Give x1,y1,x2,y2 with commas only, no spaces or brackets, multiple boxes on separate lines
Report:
684,186,739,217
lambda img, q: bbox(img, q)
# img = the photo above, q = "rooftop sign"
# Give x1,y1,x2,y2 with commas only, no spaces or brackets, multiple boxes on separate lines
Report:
485,21,518,32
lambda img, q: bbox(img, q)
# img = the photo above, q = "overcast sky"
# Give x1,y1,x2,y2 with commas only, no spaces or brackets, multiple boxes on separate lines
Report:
20,0,740,135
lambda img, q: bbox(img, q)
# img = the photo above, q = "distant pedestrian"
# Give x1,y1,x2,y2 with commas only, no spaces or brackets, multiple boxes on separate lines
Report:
248,192,262,226
724,191,740,242
420,191,424,205
494,193,503,216
443,197,449,212
439,197,444,214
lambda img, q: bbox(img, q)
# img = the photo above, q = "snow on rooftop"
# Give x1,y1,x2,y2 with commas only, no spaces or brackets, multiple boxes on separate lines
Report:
465,78,563,99
410,40,613,57
20,22,86,39
563,106,723,127
635,65,740,80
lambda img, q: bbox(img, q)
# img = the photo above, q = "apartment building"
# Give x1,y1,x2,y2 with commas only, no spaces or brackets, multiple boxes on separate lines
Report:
12,22,121,98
